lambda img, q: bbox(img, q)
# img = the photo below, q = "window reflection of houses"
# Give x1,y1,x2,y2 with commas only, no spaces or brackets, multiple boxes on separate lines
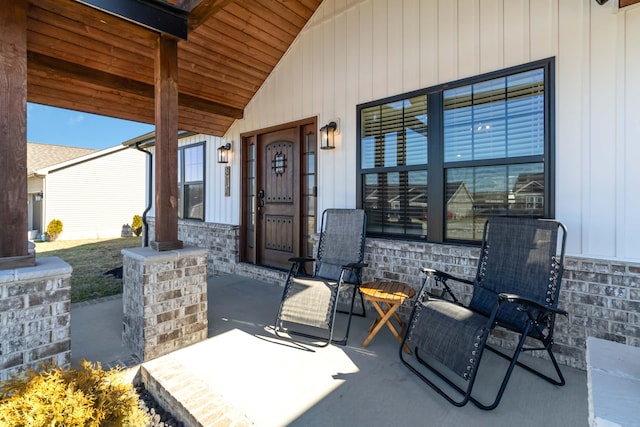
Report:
446,182,474,219
364,183,428,236
511,172,544,214
364,171,542,235
386,187,428,234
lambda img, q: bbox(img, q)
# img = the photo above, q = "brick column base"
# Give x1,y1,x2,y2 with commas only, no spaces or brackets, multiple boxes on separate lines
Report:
122,247,208,361
0,257,72,381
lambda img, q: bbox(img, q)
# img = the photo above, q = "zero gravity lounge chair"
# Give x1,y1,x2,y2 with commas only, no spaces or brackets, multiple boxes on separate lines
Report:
274,209,367,347
400,216,567,410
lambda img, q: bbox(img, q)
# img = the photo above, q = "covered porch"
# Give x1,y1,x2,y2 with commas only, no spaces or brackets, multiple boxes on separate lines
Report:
72,273,589,426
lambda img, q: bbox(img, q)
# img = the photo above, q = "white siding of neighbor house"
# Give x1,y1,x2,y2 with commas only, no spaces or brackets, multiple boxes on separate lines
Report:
195,0,639,262
43,147,146,240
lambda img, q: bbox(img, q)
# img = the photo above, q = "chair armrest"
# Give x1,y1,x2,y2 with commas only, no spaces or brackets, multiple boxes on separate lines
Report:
420,267,474,285
498,293,568,317
418,268,471,304
341,262,368,270
288,256,315,264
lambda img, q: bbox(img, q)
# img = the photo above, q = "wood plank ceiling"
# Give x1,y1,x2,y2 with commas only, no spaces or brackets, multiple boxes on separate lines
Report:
26,0,322,137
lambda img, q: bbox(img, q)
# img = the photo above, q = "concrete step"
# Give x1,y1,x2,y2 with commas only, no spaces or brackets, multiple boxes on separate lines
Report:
140,355,253,427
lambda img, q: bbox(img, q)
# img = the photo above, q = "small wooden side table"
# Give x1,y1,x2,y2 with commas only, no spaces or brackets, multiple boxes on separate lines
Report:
360,280,416,353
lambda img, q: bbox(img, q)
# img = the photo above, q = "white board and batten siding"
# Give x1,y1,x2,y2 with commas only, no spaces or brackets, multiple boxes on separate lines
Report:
43,147,146,240
206,0,640,262
145,134,234,225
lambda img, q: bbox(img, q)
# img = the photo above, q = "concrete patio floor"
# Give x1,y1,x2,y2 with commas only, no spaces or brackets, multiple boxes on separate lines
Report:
71,273,589,426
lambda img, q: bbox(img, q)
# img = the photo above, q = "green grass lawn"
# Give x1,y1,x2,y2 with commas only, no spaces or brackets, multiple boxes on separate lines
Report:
35,237,141,303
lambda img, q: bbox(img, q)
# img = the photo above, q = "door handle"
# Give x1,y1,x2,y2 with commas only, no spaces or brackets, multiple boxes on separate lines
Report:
257,189,265,218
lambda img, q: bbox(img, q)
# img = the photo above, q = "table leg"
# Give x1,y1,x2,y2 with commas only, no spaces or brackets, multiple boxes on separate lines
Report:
383,301,406,331
362,301,399,347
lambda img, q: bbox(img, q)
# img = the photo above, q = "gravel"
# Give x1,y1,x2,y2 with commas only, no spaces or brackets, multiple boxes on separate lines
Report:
136,384,185,427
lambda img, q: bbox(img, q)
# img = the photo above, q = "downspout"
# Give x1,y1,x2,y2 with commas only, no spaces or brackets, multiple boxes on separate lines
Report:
135,142,153,247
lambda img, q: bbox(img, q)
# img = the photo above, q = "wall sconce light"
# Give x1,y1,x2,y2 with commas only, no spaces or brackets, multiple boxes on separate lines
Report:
319,121,337,150
217,143,231,163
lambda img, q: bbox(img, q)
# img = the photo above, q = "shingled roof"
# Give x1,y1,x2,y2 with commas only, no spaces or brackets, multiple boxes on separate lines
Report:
27,142,97,176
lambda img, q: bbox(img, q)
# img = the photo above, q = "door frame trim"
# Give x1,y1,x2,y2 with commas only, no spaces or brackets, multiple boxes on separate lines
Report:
239,117,317,266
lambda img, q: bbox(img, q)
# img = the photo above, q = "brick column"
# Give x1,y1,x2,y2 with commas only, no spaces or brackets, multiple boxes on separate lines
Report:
122,247,208,361
0,257,72,381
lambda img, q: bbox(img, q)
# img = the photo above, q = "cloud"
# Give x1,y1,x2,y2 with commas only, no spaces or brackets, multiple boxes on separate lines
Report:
67,114,85,125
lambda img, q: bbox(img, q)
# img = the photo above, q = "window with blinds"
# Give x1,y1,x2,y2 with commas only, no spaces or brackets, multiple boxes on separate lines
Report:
444,69,544,162
357,59,554,243
360,96,428,237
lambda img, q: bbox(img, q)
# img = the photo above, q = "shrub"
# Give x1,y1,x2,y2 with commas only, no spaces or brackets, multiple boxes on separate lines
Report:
46,219,63,241
131,215,143,237
0,361,148,427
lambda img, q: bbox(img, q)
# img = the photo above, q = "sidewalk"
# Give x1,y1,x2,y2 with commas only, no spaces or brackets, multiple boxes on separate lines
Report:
70,294,139,369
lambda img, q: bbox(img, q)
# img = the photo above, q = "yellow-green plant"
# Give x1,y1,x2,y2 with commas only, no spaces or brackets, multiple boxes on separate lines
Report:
46,219,64,241
0,361,148,427
131,215,143,237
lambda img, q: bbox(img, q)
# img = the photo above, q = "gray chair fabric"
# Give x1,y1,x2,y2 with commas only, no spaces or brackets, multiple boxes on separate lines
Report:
409,299,489,380
275,209,367,346
279,277,336,329
470,217,561,332
400,216,567,410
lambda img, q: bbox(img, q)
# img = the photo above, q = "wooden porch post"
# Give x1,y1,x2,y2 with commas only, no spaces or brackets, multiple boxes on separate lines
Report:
150,34,183,251
0,0,34,268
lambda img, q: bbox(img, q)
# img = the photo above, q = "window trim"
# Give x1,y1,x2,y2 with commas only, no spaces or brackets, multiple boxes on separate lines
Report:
356,57,555,244
178,141,206,221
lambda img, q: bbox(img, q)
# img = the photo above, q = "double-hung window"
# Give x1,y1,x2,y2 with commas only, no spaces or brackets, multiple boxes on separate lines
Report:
178,142,205,221
357,58,554,243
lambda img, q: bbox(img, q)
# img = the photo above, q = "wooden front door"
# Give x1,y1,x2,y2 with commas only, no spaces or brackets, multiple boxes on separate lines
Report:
258,127,299,269
241,119,317,271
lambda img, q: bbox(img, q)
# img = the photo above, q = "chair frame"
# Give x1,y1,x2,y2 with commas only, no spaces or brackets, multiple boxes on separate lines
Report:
400,217,568,410
274,209,367,347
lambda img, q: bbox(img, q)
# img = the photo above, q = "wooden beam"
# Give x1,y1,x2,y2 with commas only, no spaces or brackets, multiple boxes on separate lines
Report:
27,51,244,119
179,92,243,118
0,0,33,266
188,0,235,32
28,51,152,97
620,0,640,7
75,0,188,40
151,34,182,251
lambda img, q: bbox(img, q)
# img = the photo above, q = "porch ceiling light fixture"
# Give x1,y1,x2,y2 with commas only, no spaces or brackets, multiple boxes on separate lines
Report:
320,121,337,150
595,0,608,4
217,142,231,163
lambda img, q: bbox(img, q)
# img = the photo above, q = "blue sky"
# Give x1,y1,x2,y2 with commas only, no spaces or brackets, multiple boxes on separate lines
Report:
27,103,154,150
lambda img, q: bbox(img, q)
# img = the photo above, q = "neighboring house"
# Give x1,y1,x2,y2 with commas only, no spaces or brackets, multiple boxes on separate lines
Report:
27,143,96,239
28,142,146,240
136,0,640,369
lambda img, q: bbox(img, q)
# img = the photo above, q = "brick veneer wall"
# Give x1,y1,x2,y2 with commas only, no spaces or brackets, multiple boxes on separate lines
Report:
361,238,640,370
160,219,640,370
0,257,72,381
145,218,239,276
122,247,208,361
